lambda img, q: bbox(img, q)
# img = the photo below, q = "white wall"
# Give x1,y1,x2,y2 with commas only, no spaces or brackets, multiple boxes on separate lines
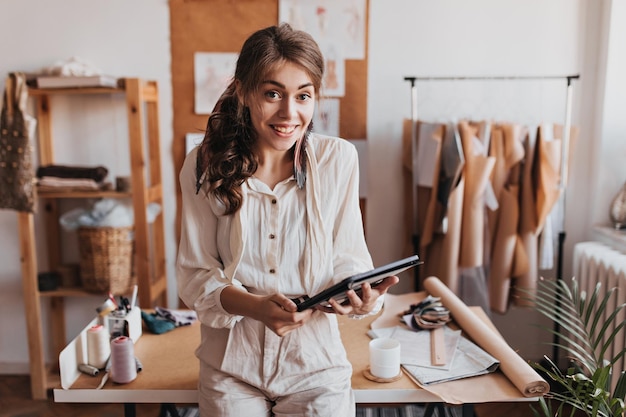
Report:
0,0,623,371
594,0,626,222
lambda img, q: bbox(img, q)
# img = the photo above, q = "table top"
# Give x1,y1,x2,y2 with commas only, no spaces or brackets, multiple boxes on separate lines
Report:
55,301,537,405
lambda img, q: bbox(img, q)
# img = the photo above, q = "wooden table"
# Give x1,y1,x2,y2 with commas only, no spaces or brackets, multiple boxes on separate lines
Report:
55,308,536,416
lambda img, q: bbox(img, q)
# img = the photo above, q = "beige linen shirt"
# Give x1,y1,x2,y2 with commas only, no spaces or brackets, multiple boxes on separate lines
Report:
176,135,373,394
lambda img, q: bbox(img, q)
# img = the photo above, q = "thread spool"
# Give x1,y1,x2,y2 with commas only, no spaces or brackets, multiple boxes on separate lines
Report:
86,324,110,369
110,336,137,384
78,363,100,376
96,298,117,317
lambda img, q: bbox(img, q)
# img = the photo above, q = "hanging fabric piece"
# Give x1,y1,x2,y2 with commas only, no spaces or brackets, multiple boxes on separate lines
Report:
487,123,527,313
417,122,445,250
401,120,445,253
434,123,465,234
401,118,417,259
0,72,37,212
534,123,562,232
401,119,446,288
421,176,465,294
512,127,539,307
534,123,579,270
458,120,495,269
403,119,469,290
420,123,465,293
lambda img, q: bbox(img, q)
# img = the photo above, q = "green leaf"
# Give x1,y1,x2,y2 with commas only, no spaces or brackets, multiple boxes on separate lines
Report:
612,371,626,401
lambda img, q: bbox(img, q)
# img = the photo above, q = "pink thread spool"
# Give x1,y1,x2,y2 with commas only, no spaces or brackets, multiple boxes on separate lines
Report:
110,336,137,384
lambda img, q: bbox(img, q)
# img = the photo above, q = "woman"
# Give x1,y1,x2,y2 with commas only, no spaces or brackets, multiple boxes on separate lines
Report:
177,23,399,417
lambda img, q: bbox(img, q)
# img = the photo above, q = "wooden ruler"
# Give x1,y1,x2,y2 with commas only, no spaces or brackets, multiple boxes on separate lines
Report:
430,326,446,366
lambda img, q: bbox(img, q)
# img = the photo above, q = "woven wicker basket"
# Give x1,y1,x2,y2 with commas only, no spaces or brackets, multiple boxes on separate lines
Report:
78,226,135,294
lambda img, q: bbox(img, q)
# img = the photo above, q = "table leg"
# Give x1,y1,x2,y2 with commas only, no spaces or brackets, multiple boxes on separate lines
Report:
424,403,446,416
462,404,475,417
160,403,181,417
124,403,136,417
424,403,475,417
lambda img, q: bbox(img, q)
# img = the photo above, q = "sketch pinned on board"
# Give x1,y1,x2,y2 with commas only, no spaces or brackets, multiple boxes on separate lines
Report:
319,42,345,97
278,0,366,60
194,52,238,114
313,98,340,137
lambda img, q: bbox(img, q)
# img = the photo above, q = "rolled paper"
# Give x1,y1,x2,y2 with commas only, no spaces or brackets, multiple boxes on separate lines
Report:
422,276,549,397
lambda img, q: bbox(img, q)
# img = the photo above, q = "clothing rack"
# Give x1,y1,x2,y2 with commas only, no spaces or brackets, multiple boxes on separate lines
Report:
403,74,580,367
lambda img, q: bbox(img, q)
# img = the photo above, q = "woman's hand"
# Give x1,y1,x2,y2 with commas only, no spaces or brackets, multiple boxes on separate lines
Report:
319,275,400,316
256,294,315,336
221,286,314,337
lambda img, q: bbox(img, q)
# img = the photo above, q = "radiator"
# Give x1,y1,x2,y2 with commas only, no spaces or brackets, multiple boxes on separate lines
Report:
573,241,626,390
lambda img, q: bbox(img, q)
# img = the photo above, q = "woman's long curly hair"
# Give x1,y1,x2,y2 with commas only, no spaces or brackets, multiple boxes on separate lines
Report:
195,23,324,215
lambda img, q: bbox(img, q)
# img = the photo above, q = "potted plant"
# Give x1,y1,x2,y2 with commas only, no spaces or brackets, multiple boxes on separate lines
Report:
527,277,626,417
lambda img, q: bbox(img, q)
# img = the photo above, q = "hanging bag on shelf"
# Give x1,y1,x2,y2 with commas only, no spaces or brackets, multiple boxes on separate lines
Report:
0,72,36,212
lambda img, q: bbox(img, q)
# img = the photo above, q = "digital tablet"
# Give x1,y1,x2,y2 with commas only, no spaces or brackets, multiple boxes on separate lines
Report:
291,255,422,311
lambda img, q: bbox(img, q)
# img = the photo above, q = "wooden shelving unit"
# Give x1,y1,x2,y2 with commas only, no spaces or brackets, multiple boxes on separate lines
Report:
19,78,168,399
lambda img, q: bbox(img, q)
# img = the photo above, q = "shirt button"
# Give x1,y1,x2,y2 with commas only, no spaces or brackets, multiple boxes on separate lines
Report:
271,198,277,204
269,269,276,274
269,234,276,239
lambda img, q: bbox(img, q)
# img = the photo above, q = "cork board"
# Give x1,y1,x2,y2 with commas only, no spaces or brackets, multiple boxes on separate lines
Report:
169,0,369,240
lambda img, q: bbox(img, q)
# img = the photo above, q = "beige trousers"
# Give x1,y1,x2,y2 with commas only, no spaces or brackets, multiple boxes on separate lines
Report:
198,359,355,417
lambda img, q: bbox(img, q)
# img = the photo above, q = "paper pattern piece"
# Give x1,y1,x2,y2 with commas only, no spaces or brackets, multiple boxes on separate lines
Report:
369,325,461,371
403,335,499,386
416,123,443,187
194,52,238,114
369,323,498,386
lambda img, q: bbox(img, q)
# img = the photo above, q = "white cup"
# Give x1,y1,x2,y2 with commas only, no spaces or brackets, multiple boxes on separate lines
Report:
369,337,401,379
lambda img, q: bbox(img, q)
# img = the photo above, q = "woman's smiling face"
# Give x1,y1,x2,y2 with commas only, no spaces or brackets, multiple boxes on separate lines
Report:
246,61,316,154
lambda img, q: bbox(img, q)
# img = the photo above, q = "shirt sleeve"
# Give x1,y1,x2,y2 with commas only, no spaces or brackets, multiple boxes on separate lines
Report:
176,148,245,329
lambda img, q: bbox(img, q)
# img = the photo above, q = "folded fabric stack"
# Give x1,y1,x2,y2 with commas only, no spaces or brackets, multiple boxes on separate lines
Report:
36,164,110,191
141,307,198,335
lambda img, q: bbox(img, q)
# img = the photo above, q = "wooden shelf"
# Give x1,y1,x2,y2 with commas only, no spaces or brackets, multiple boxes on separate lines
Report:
38,287,103,298
27,86,125,96
37,189,132,199
19,78,168,400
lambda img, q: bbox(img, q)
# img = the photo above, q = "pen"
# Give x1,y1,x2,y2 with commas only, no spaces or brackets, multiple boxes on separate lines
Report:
130,285,138,309
108,292,118,308
121,297,131,312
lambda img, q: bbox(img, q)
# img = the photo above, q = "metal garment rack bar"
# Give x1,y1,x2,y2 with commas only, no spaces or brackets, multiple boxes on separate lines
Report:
403,74,580,366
